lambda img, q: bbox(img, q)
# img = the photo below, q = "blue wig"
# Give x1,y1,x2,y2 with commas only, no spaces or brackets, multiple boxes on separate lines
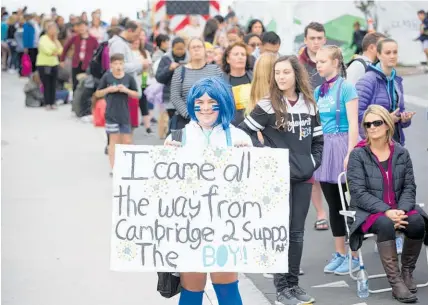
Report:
186,77,236,130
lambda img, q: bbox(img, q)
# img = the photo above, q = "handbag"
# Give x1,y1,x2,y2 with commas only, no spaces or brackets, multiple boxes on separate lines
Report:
157,272,181,298
21,54,32,77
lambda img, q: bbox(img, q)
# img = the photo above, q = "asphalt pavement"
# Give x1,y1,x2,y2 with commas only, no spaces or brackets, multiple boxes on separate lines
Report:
2,72,427,305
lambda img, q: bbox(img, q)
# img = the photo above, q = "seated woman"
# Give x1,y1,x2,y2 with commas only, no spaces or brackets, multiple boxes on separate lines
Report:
165,76,252,305
347,105,428,303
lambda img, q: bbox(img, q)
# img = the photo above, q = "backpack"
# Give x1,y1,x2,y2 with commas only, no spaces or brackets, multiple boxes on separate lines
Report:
346,57,368,71
89,41,109,80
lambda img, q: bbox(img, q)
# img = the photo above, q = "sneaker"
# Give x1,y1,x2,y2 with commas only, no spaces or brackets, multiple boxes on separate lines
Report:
146,128,153,134
334,254,360,275
324,252,345,273
150,117,158,124
291,286,315,304
396,235,403,255
275,288,303,305
264,269,304,279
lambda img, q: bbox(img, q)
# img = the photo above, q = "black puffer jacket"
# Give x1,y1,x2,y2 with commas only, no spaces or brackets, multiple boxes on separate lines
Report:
347,142,428,251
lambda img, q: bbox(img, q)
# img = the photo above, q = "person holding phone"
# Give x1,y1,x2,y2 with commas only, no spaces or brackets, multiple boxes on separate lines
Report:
356,38,415,146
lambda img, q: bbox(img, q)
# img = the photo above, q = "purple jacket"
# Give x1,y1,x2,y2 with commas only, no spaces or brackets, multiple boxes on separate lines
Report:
356,65,411,146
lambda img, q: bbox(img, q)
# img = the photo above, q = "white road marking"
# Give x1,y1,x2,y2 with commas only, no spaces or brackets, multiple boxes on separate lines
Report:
405,94,428,108
312,280,350,288
351,303,368,305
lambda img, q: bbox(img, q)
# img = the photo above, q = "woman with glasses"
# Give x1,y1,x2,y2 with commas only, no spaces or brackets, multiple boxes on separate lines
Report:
347,105,427,303
170,37,223,131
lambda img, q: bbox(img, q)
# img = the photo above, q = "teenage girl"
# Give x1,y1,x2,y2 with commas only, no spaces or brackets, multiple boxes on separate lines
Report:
314,45,360,275
165,76,252,305
240,55,323,305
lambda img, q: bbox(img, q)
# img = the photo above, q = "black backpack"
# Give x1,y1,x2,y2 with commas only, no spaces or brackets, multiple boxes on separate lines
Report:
346,57,368,71
89,41,109,80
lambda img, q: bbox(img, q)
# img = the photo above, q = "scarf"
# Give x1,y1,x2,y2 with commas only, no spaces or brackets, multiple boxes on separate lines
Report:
319,75,339,97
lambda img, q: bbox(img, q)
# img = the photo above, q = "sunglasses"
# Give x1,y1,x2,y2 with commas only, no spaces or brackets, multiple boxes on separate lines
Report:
363,120,384,128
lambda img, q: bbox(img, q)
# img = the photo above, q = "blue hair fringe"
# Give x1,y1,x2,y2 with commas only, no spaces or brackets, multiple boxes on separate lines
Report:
186,77,236,130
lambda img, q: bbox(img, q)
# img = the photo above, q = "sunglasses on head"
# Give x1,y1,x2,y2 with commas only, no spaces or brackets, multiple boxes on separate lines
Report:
363,120,384,128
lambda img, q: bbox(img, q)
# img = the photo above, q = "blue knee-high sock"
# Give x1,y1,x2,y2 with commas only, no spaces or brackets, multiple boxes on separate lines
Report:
212,281,243,305
178,287,204,305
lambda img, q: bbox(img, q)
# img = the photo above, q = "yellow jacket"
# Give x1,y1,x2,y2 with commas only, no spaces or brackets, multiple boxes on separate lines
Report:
36,35,63,67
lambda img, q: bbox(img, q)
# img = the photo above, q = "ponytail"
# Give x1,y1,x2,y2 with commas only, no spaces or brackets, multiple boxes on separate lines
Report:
319,45,347,79
340,61,347,79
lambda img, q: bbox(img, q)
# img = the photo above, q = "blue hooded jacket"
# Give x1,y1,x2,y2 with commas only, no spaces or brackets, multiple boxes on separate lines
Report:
355,63,410,146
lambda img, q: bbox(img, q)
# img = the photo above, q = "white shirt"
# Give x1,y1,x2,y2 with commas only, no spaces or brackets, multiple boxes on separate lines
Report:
166,121,253,148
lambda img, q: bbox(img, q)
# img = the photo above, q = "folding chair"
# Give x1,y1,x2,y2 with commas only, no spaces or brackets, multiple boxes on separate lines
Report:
337,171,428,294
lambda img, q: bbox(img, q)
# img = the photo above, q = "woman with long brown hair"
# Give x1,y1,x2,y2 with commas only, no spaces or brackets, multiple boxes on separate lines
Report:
239,55,323,305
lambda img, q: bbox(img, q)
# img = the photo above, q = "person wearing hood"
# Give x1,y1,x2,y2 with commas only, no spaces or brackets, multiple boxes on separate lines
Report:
108,20,144,97
155,37,188,124
356,38,415,146
221,41,253,126
347,105,427,303
239,56,322,305
299,22,329,232
298,22,326,90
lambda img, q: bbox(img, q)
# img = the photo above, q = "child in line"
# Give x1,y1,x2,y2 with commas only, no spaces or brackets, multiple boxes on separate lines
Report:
95,53,139,175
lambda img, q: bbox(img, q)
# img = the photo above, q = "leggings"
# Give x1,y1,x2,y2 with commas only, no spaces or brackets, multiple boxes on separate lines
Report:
368,214,425,242
38,65,58,106
320,182,348,237
274,182,312,291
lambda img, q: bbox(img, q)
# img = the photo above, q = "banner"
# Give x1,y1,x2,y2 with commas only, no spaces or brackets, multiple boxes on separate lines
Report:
110,145,290,273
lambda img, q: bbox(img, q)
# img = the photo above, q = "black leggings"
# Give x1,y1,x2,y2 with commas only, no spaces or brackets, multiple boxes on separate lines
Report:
274,182,312,291
38,65,58,106
320,182,348,237
368,214,425,242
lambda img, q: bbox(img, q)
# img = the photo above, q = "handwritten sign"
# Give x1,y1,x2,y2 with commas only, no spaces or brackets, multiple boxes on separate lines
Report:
110,145,290,273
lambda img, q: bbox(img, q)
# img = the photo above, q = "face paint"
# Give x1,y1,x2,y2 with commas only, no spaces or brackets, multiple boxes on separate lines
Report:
194,105,220,112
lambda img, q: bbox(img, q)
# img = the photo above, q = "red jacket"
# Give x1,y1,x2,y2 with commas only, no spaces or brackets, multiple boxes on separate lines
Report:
60,34,99,70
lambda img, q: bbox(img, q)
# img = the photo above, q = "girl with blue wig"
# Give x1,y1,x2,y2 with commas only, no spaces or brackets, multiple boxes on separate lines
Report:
165,76,252,305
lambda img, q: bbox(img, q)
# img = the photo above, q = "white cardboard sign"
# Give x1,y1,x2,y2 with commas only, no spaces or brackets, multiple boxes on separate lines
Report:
110,145,290,273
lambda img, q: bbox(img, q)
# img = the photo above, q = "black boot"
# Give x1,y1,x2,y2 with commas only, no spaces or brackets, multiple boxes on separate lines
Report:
377,240,417,303
401,237,423,293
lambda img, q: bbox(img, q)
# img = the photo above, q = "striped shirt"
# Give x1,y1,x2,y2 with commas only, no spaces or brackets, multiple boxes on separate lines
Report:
170,64,223,118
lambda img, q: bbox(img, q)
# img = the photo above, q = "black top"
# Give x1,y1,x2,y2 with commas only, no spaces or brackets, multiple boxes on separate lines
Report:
380,160,388,171
97,72,138,125
229,74,251,86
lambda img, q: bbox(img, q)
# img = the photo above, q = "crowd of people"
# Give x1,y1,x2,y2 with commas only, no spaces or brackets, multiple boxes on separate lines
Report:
2,4,428,305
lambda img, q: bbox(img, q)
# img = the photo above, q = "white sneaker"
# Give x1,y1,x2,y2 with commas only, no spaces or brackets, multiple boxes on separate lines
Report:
263,273,274,279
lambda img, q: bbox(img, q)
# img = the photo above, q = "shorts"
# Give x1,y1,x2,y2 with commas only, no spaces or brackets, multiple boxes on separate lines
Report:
422,40,428,51
105,121,132,134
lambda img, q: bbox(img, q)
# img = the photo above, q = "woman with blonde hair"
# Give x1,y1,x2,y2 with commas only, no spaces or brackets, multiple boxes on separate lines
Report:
347,104,427,303
246,53,277,144
247,53,277,113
